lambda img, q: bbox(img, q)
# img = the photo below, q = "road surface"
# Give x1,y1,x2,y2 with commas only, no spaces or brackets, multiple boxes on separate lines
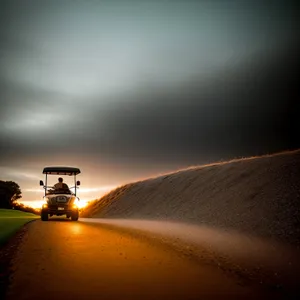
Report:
5,219,292,300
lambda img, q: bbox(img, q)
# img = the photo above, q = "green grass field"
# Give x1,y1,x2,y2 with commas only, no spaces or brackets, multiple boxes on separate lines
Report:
0,209,38,246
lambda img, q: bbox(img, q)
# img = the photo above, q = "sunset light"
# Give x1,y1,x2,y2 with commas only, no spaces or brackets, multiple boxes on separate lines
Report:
75,199,88,209
18,200,45,209
19,185,115,209
19,198,89,210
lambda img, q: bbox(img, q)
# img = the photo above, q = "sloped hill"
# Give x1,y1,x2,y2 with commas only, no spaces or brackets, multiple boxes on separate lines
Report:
81,149,300,245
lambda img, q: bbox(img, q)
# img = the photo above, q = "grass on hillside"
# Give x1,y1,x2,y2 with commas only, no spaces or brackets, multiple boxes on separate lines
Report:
0,209,38,246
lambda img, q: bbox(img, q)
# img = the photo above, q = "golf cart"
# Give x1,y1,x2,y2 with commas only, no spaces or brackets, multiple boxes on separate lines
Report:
40,166,81,221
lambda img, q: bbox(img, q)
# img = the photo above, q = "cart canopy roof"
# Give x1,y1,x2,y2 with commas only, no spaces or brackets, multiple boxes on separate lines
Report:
43,166,81,176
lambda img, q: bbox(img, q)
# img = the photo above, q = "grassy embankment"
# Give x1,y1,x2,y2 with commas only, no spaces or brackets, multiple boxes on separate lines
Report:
0,209,38,246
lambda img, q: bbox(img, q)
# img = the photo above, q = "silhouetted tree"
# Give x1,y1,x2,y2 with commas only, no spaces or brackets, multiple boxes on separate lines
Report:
0,180,22,208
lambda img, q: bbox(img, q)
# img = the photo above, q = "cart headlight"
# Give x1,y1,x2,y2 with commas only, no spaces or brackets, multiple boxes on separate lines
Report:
42,204,48,208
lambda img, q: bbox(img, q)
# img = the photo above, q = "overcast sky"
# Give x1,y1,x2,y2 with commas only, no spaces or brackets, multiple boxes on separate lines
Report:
0,0,299,207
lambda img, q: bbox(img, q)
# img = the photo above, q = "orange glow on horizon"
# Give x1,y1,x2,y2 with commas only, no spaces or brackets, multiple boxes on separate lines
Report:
19,198,89,209
76,199,88,209
18,200,44,209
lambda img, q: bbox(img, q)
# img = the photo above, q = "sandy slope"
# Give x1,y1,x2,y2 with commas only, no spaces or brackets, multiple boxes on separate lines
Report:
81,149,300,246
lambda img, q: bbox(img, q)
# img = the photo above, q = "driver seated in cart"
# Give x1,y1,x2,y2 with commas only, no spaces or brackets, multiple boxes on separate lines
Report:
54,177,70,193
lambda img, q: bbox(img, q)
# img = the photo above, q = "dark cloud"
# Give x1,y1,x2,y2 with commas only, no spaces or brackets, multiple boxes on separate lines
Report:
1,40,298,166
86,41,299,162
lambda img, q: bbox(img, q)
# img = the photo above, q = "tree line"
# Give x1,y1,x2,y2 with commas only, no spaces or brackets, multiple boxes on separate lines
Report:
0,180,39,214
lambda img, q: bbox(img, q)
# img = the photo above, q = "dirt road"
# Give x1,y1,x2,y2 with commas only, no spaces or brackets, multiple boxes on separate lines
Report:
5,219,290,300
